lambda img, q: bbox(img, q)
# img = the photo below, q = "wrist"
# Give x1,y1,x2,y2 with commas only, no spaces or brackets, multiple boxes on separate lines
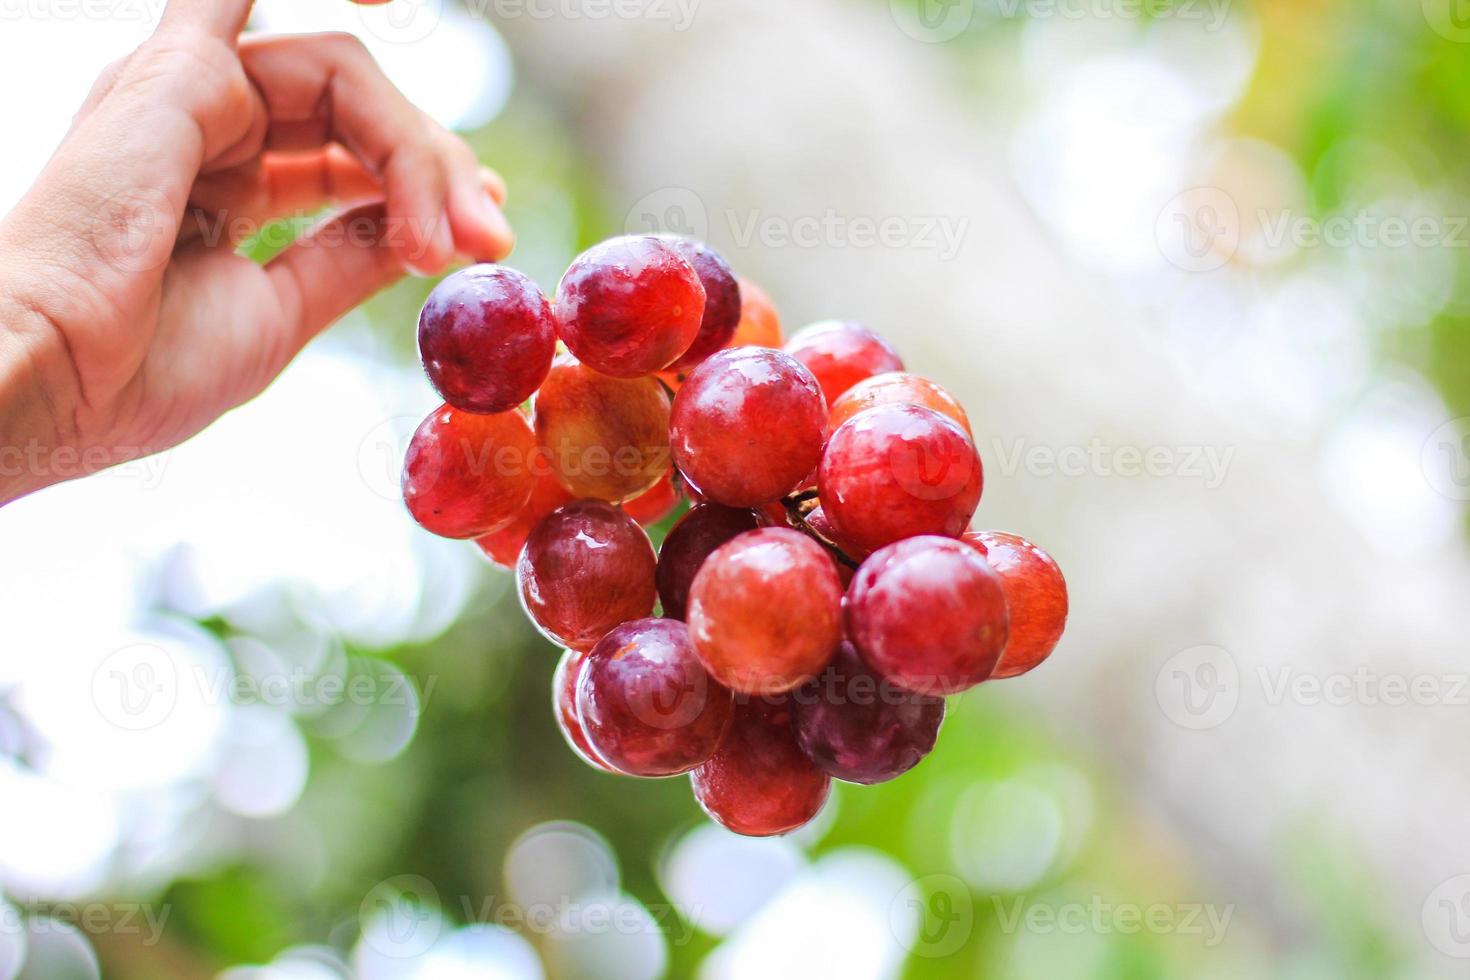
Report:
0,287,76,505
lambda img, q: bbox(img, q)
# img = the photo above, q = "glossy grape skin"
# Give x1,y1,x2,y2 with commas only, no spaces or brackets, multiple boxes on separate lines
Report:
687,528,842,695
554,236,705,378
800,503,868,567
517,501,658,650
475,471,574,570
830,372,971,436
691,695,830,837
818,404,983,553
846,536,1009,695
622,469,682,526
655,504,765,621
553,648,618,773
660,237,742,372
533,355,672,503
974,531,1068,679
402,404,536,539
726,278,783,349
418,265,557,414
576,618,733,777
792,642,944,784
783,321,904,406
670,348,828,507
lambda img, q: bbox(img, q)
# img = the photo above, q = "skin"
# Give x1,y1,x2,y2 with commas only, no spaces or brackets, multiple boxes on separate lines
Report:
0,0,514,506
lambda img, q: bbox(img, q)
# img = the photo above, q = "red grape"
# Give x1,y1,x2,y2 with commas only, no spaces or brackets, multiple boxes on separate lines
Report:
554,236,705,378
474,471,574,570
726,278,783,349
655,504,765,621
973,531,1068,679
691,695,830,837
670,348,827,506
818,403,982,553
783,321,903,405
533,355,672,502
846,536,1008,695
959,529,990,558
402,404,536,539
553,648,617,773
660,237,742,372
418,265,556,414
687,528,842,695
792,642,944,784
829,372,971,436
517,501,657,649
576,618,733,776
622,468,682,526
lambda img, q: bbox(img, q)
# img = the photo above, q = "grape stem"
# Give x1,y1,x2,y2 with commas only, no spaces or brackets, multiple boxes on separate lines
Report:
782,490,860,571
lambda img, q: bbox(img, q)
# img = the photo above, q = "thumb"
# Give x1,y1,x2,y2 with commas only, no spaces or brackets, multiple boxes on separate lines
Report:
159,0,254,40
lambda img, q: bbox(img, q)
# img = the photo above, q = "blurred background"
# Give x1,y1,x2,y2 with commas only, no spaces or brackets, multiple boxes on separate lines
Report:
3,0,1470,976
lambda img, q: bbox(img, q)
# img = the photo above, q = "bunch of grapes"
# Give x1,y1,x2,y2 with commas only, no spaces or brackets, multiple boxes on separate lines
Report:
401,234,1068,837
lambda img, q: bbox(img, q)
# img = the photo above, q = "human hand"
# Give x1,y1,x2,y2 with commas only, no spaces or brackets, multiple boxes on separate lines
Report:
0,0,513,504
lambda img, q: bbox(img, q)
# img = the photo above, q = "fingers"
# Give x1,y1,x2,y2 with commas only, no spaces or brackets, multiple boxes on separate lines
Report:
186,146,383,243
238,32,513,275
264,204,406,363
159,0,254,41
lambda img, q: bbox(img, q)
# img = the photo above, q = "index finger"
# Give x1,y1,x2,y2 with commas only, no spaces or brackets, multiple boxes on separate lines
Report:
159,0,254,39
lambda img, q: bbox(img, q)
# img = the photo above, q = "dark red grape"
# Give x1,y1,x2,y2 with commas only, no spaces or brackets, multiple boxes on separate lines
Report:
622,468,682,527
792,642,944,784
655,504,765,621
846,536,1008,695
784,321,903,406
474,471,574,570
687,528,842,695
517,501,657,649
974,531,1068,679
576,618,733,776
402,404,536,539
670,348,827,506
660,237,742,372
818,403,982,553
830,372,971,435
690,695,830,837
418,265,557,414
533,355,672,502
553,648,617,773
554,236,705,378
